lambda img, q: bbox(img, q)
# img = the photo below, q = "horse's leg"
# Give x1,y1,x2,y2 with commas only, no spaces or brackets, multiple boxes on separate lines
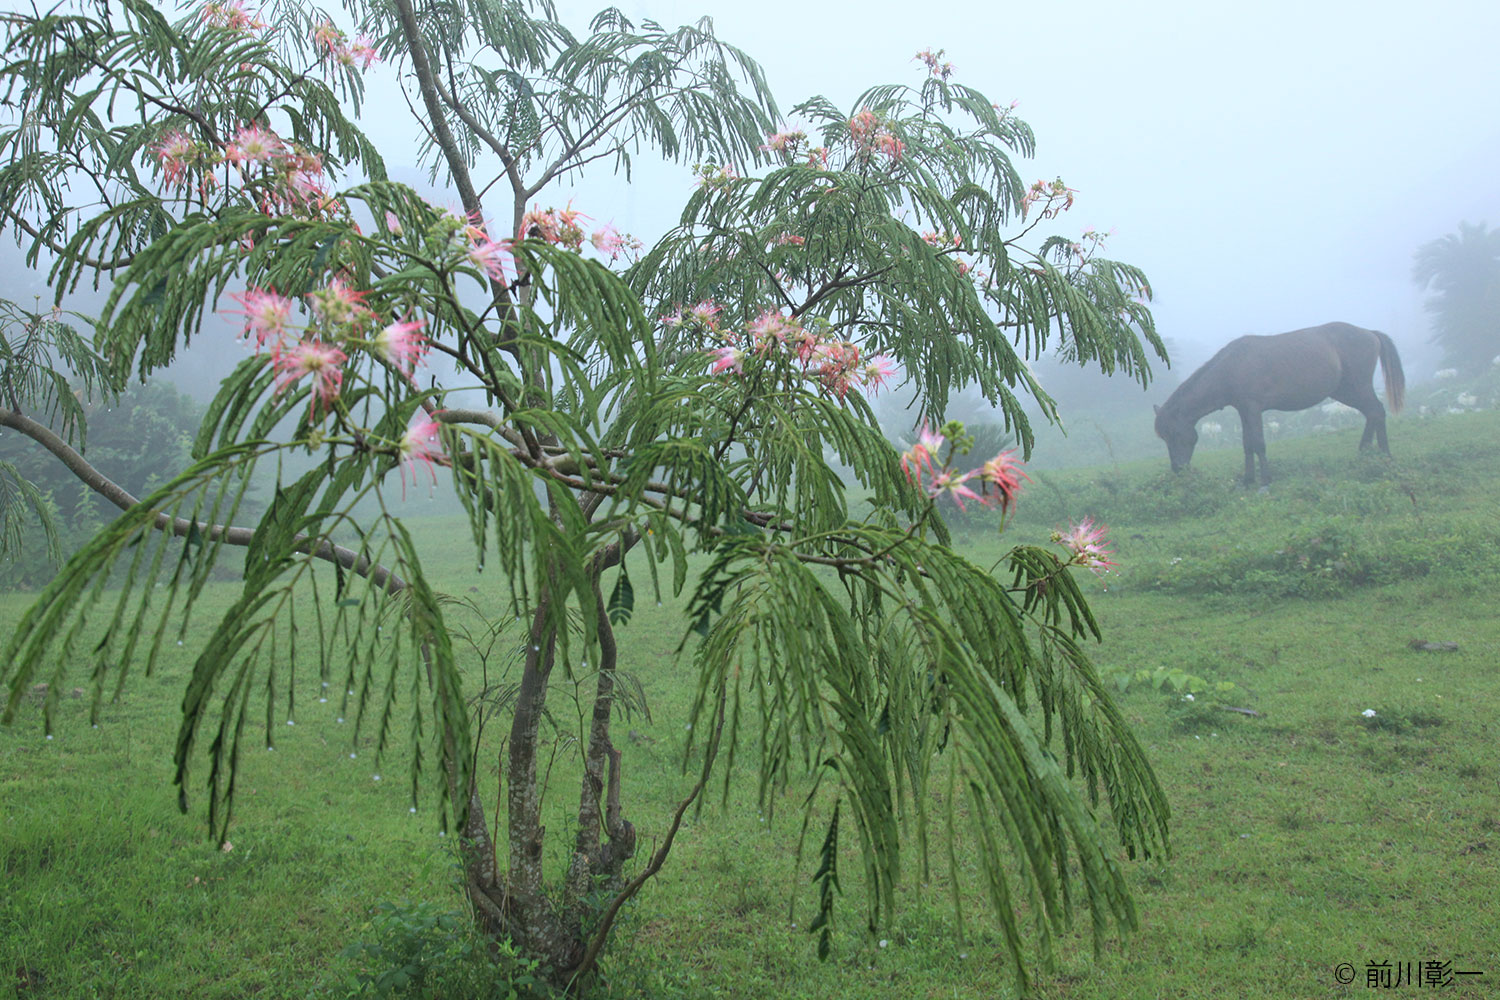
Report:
1237,406,1269,486
1335,387,1389,454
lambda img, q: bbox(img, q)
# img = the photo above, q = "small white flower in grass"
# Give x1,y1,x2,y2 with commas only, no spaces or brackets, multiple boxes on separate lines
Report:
350,752,357,759
177,640,184,646
878,939,889,948
287,719,295,726
438,830,445,838
1362,709,1377,718
319,698,327,703
221,841,234,853
336,717,345,724
372,774,381,782
409,807,417,813
1182,693,1195,702
45,734,53,740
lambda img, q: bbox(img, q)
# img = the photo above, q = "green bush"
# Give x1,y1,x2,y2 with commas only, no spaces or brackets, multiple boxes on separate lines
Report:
337,901,542,999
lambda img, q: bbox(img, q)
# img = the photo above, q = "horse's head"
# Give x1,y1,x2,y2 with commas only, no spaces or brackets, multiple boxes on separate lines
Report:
1154,404,1197,472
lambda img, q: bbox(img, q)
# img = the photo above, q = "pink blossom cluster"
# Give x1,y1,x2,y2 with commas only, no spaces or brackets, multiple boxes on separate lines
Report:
589,223,642,262
312,20,379,70
229,282,429,401
1020,177,1078,221
756,129,833,170
449,213,515,281
511,204,639,265
223,283,443,488
848,109,904,163
200,0,265,32
519,204,587,248
151,124,336,219
1052,518,1117,573
685,302,898,401
1062,226,1115,267
914,48,955,80
899,424,1028,514
759,129,807,154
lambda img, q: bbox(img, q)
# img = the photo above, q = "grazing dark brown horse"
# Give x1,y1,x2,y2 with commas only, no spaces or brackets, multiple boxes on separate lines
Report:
1154,322,1405,486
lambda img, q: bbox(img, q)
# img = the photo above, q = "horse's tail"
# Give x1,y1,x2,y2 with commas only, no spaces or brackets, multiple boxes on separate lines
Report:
1375,330,1405,414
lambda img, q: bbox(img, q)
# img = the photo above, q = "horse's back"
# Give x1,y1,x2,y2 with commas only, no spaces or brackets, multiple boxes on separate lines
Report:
1213,324,1378,410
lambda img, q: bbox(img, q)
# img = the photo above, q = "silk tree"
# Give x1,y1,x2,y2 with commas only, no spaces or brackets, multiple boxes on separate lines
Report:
0,0,1168,990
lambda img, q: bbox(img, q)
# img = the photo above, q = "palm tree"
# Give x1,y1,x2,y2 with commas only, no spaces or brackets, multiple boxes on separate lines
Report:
1412,221,1500,367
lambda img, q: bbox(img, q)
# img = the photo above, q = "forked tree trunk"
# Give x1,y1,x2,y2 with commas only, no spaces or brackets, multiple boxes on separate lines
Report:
453,569,638,992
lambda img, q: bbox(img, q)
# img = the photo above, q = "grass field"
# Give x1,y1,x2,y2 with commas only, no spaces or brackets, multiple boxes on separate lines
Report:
3,408,1498,999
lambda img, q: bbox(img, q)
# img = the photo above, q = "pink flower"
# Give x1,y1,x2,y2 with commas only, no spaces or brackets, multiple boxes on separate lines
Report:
928,469,982,511
306,280,371,328
1056,518,1116,573
271,339,347,410
900,423,945,484
518,205,559,243
399,418,446,491
659,308,685,329
688,299,722,328
775,233,806,247
590,224,626,260
849,109,880,145
979,450,1029,515
876,132,905,162
748,309,791,348
709,345,744,375
312,20,343,55
224,123,282,168
342,37,379,70
373,318,428,382
154,131,197,188
862,355,898,395
228,287,295,347
814,341,860,399
759,129,806,154
201,0,264,31
468,237,513,281
384,210,402,236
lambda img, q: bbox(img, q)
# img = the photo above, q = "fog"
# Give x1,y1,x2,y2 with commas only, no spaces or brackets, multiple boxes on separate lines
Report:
7,0,1499,432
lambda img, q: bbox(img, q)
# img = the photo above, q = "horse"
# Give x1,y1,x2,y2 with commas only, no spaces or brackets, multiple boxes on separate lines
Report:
1153,322,1405,486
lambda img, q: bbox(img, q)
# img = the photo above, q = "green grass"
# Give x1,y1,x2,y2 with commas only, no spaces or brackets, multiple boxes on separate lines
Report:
3,409,1499,998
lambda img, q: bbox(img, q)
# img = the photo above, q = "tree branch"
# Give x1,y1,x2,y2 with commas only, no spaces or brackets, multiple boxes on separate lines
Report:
0,407,406,593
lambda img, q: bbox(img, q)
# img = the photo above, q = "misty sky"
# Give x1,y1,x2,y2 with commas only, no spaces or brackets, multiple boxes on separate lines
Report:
529,0,1500,381
6,0,1499,393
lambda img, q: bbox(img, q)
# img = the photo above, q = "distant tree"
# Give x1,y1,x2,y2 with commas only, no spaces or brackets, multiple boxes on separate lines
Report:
0,1,1169,992
1412,220,1500,368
